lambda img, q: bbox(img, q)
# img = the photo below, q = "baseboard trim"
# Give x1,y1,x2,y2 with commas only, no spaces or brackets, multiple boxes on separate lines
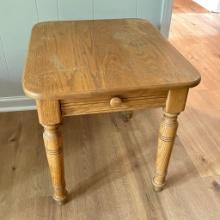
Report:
0,96,36,112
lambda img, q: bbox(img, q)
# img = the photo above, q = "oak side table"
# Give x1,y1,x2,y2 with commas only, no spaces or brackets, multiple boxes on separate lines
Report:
23,19,200,205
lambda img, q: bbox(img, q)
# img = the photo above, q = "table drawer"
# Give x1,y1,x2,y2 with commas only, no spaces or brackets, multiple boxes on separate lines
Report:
60,90,168,116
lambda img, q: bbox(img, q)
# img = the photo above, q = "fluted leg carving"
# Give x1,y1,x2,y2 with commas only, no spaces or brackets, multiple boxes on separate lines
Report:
43,124,67,204
152,112,179,191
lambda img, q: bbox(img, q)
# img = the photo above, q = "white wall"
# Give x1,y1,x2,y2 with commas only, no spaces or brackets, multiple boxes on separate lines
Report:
194,0,220,12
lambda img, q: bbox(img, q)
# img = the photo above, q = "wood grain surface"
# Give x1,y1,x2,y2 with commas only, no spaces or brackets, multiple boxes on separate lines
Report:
23,18,200,99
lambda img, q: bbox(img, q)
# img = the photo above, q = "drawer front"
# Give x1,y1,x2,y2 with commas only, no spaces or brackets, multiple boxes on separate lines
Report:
60,90,168,116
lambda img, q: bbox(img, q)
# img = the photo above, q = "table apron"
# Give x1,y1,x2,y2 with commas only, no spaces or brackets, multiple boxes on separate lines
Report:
60,90,168,116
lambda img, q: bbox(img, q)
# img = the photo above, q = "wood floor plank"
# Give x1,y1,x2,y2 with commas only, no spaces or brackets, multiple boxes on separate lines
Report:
0,111,61,220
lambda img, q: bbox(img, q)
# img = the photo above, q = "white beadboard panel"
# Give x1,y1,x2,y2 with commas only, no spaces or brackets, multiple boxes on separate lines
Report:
0,36,11,97
0,0,38,96
0,0,173,111
137,0,163,27
36,0,58,21
0,37,8,75
58,0,93,20
94,0,137,19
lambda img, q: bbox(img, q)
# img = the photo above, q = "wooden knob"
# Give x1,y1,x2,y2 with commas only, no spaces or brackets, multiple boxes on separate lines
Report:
110,97,122,107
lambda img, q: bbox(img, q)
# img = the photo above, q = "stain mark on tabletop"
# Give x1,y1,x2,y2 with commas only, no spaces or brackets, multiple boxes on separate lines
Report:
50,54,65,70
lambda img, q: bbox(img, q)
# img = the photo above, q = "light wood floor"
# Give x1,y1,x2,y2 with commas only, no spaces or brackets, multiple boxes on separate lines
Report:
0,1,220,219
171,0,220,178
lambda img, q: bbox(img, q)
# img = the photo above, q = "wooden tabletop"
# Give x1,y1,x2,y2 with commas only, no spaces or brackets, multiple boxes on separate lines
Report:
23,19,200,99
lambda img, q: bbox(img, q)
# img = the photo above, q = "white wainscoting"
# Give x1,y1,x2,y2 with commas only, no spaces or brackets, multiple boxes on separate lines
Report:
0,0,173,112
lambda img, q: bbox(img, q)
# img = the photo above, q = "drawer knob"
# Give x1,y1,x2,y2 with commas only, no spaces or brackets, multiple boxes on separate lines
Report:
110,97,122,107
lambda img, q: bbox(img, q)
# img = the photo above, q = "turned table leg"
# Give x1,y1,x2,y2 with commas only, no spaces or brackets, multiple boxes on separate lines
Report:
152,88,189,191
152,112,178,191
36,100,67,204
43,124,67,204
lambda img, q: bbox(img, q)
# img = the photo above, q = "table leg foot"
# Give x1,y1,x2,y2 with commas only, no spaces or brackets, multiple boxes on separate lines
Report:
53,189,68,205
152,177,166,192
